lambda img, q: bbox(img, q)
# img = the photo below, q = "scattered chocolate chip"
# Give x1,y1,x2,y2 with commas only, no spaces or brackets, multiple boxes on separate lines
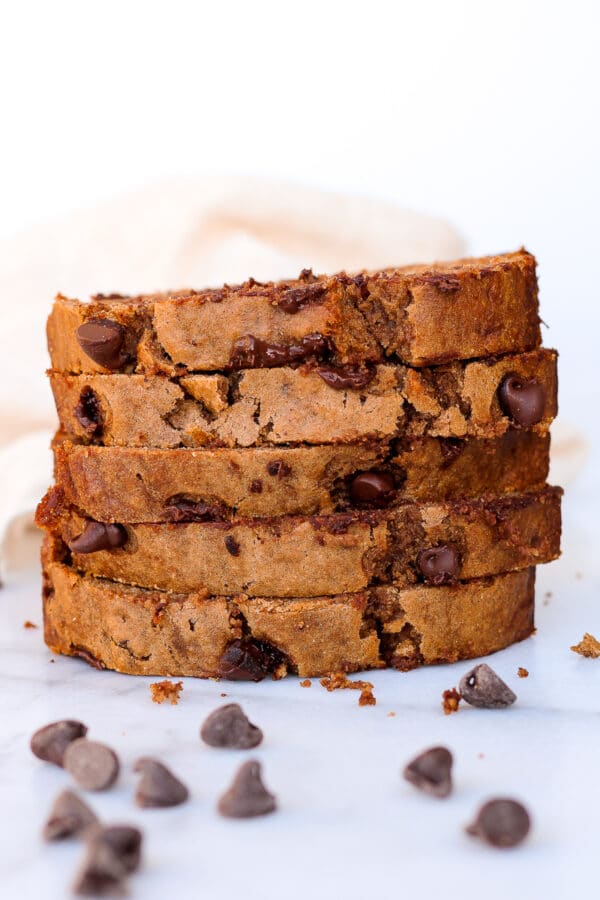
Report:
349,471,395,505
229,333,331,369
266,459,291,478
163,496,226,523
76,319,128,370
498,374,546,427
73,824,142,895
459,664,517,709
417,545,459,585
218,638,285,682
68,521,127,554
316,364,376,390
133,758,189,808
75,387,103,437
90,825,142,874
249,479,263,493
31,719,88,767
224,535,241,556
466,798,531,848
403,746,453,798
200,703,263,749
64,738,120,791
276,282,326,313
217,760,276,818
43,789,98,841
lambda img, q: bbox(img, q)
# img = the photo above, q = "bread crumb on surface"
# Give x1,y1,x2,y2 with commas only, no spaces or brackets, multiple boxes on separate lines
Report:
150,680,183,705
571,633,600,659
387,711,396,718
442,688,461,715
320,672,376,706
23,620,38,629
300,679,312,688
220,692,228,698
517,667,529,678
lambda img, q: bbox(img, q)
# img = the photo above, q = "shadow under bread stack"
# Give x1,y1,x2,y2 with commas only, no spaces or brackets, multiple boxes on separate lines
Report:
37,249,562,680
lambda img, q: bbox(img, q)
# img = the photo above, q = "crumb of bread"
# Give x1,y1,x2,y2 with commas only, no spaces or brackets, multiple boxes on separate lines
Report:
320,671,376,706
23,620,38,629
442,688,461,715
387,711,396,718
300,679,311,688
150,680,183,705
517,667,529,678
571,633,600,659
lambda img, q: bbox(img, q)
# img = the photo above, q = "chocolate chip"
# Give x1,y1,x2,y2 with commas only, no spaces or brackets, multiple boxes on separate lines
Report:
466,798,531,848
498,374,546,426
249,479,263,493
316,364,376,390
200,703,263,749
229,332,331,369
218,638,285,682
63,738,120,791
266,459,292,478
349,471,395,505
439,438,465,468
76,319,128,370
217,760,276,818
43,790,98,841
73,825,142,895
164,496,226,522
416,545,459,585
276,282,326,313
68,521,127,554
459,664,517,709
74,387,103,437
224,535,241,556
403,746,453,798
90,825,142,874
31,719,88,767
133,758,189,808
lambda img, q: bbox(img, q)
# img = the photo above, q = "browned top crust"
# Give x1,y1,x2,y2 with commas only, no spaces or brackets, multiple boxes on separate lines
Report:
48,249,540,372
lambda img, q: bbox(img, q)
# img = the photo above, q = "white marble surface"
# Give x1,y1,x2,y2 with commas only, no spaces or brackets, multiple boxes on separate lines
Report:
0,461,598,900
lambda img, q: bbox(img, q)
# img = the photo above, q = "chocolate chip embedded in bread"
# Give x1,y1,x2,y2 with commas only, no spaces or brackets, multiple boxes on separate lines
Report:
63,738,120,791
403,746,453,798
349,471,395,505
200,703,263,749
31,720,88,767
498,374,546,426
249,479,263,493
224,535,241,557
316,365,376,390
229,333,331,369
74,387,103,437
466,798,531,848
266,460,291,478
416,545,459,585
276,282,326,313
218,638,285,682
43,789,98,841
68,521,127,554
76,319,128,370
133,758,189,808
459,663,517,709
217,760,276,818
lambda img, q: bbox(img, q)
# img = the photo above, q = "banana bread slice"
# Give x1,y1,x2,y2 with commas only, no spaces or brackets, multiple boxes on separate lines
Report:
47,249,540,374
38,485,561,598
49,348,557,449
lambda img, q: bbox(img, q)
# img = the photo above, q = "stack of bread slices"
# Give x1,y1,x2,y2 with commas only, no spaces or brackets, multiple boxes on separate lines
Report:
37,250,561,681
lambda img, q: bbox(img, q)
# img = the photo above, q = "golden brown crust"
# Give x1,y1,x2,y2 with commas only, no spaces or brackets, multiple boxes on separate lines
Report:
49,349,557,449
38,486,561,597
47,250,540,373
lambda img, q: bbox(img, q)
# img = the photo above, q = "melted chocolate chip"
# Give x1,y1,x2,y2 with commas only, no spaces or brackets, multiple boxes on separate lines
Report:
276,282,326,313
68,521,127,554
416,545,459,585
63,739,120,791
349,471,395,505
498,374,546,426
459,663,517,709
133,758,189,808
229,333,331,369
439,438,465,468
76,319,128,370
249,479,263,494
266,460,292,478
466,798,531,848
74,387,103,437
163,496,226,522
403,746,453,798
43,790,99,841
316,365,376,390
298,268,316,282
218,638,284,682
224,535,241,556
31,720,88,767
200,703,263,749
217,760,277,818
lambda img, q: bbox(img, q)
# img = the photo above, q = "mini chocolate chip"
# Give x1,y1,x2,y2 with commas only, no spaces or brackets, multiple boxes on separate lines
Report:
218,638,284,682
459,663,517,709
133,758,189,808
416,545,459,585
403,746,453,798
217,760,276,818
266,459,292,478
31,720,88,767
224,535,241,556
63,738,120,791
43,790,98,841
200,703,263,749
466,798,531,848
497,374,546,427
74,387,103,437
249,479,263,493
316,364,376,390
68,521,128,554
76,319,128,370
349,471,395,505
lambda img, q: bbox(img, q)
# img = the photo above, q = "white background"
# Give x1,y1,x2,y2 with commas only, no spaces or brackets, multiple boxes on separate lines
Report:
0,2,599,899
